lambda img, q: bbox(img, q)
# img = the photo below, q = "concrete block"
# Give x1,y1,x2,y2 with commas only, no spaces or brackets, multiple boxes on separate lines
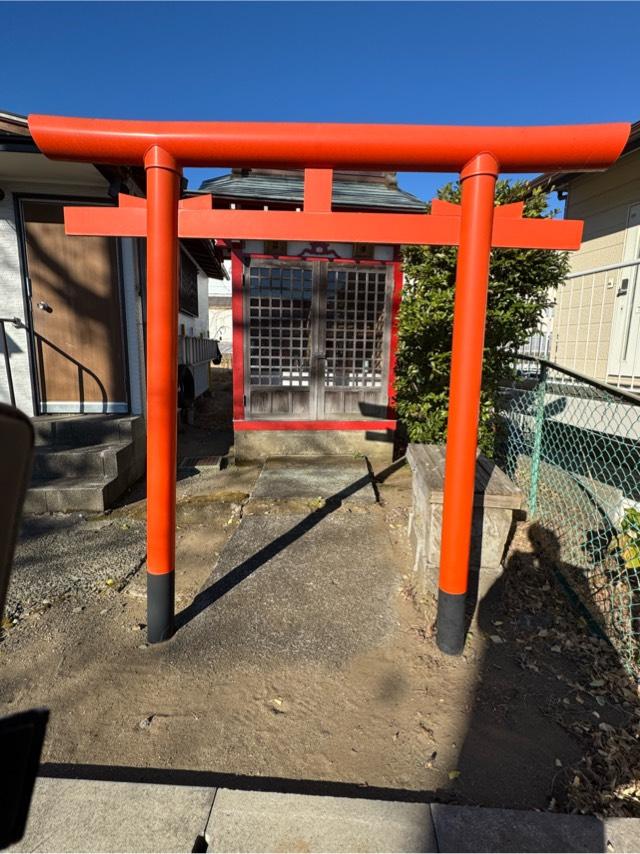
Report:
22,489,48,515
43,478,110,513
426,504,514,573
431,803,605,853
407,445,521,598
235,429,394,464
9,777,216,853
250,456,376,504
207,789,436,853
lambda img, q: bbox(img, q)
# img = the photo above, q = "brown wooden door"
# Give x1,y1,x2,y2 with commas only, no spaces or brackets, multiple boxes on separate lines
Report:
21,199,128,414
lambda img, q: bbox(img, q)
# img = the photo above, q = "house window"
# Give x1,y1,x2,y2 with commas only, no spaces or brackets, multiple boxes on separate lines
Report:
180,250,198,316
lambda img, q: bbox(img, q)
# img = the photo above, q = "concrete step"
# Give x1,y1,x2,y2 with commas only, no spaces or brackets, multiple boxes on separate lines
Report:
24,474,122,514
25,416,146,513
31,415,144,448
31,442,134,481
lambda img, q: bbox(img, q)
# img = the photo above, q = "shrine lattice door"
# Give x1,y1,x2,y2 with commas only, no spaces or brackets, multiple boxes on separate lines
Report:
244,260,393,419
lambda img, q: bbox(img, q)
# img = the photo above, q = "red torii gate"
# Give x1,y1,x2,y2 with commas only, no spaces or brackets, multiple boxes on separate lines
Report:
28,116,629,653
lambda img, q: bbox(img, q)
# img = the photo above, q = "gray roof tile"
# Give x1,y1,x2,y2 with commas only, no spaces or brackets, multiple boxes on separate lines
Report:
198,172,425,212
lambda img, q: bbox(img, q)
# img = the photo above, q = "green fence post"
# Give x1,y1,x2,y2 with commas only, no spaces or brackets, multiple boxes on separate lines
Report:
528,362,547,517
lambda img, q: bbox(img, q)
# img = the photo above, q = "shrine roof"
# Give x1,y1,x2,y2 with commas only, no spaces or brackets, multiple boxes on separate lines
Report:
197,169,426,212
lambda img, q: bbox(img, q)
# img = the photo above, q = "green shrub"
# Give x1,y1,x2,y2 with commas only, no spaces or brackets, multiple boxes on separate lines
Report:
395,179,569,454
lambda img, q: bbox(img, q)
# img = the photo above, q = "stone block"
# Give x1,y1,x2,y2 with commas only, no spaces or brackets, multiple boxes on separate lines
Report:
236,428,394,464
250,456,376,504
603,817,640,853
407,444,521,597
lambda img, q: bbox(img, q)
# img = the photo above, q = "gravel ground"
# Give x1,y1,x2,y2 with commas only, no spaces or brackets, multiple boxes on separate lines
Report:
5,515,146,623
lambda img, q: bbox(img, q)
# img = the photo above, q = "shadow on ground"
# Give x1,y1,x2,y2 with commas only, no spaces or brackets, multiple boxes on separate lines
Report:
451,521,640,820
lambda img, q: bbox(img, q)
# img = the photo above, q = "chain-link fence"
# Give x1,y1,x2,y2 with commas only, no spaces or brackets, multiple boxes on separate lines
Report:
496,357,640,675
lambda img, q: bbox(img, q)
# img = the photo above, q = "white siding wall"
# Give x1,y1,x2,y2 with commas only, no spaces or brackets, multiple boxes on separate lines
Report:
178,269,212,397
553,148,640,383
0,189,34,414
1,173,219,415
209,258,232,357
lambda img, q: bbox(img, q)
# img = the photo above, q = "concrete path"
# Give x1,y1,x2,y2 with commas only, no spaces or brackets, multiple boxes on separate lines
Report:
167,456,392,669
11,778,640,853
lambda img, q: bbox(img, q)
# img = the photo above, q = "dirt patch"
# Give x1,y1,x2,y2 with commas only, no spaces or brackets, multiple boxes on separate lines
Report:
2,455,638,815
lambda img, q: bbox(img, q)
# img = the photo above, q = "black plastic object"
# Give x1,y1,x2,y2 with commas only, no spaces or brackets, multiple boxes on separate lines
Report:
0,404,48,849
0,708,49,849
0,402,34,622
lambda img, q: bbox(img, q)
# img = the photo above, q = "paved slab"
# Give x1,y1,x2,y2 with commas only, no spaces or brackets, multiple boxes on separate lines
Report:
9,778,216,853
431,803,607,853
603,817,640,853
249,456,376,505
10,779,640,853
206,789,436,853
169,507,397,668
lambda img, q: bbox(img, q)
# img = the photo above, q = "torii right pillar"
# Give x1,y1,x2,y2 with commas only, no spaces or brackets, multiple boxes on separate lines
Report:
436,152,499,654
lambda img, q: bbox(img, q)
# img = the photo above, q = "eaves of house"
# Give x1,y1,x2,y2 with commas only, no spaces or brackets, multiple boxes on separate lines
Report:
0,109,226,280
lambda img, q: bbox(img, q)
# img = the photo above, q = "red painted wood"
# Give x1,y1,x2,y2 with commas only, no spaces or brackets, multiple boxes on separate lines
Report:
387,257,404,418
234,419,396,431
30,115,629,173
145,148,181,585
230,242,245,420
244,254,390,265
304,169,333,212
65,204,584,251
439,154,498,598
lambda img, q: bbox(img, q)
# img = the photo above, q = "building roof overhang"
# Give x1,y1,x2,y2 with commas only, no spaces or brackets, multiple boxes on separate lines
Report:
0,108,225,279
530,118,640,194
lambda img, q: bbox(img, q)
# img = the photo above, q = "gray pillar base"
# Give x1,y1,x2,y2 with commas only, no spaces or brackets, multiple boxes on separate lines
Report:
147,572,175,643
436,589,466,655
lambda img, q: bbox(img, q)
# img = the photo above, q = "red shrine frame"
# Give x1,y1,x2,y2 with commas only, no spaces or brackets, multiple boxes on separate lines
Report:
28,115,630,653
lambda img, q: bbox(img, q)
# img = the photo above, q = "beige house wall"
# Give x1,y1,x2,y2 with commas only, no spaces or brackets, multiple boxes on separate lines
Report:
551,148,640,383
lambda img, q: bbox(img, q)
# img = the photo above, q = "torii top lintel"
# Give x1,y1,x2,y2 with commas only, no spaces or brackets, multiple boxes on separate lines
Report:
28,115,629,173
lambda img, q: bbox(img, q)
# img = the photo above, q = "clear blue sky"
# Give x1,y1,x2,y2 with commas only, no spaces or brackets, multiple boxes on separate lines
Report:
3,1,637,200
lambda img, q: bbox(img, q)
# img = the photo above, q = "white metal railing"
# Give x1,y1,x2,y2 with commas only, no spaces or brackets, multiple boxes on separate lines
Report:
519,259,640,392
179,335,219,366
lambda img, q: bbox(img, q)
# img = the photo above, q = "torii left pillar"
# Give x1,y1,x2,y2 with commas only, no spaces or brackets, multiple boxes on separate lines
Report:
144,146,181,642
